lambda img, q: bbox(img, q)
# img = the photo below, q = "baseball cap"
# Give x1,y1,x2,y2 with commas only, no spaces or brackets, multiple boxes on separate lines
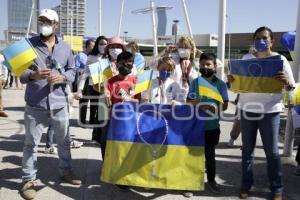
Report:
39,9,59,22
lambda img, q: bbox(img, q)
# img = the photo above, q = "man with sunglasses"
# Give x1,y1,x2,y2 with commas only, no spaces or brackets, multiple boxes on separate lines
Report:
19,9,81,200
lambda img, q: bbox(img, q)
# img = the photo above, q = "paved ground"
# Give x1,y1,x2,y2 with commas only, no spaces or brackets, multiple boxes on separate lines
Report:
0,88,299,200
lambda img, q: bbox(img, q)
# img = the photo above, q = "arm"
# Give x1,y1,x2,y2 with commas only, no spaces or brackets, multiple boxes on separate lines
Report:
61,48,76,83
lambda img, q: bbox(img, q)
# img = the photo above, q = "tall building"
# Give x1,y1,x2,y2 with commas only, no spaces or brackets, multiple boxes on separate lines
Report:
59,0,86,36
7,0,40,41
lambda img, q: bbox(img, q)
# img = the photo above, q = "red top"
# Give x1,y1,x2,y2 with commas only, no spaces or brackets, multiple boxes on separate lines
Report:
106,75,137,104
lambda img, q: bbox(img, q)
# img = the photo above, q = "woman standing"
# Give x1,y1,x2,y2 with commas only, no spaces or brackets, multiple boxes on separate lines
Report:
228,26,295,200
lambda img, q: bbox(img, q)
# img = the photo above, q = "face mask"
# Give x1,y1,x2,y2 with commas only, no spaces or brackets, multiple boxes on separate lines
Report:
98,45,106,54
177,48,190,59
159,71,171,79
200,67,215,78
118,65,132,76
254,39,269,52
40,25,54,37
109,48,123,60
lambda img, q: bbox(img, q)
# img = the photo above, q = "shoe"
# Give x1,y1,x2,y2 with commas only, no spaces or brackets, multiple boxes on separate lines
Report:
294,164,300,176
20,180,37,200
115,184,130,192
70,140,83,148
272,194,282,200
182,191,193,198
0,111,8,117
227,138,235,147
44,146,57,154
60,171,82,185
207,181,221,194
239,189,249,199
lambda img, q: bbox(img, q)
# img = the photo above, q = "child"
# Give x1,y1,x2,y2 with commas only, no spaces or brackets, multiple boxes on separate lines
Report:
142,56,184,104
185,53,228,197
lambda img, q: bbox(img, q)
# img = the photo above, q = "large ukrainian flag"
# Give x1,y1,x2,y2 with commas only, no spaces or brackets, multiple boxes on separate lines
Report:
134,69,153,95
198,77,224,103
229,57,284,93
2,38,37,77
101,102,205,191
88,58,112,84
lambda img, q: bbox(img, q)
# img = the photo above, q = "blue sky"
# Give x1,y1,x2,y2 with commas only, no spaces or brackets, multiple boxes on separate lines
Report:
0,0,298,39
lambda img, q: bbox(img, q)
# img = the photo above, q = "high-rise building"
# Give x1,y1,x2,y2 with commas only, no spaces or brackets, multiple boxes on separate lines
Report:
59,0,86,36
7,0,40,41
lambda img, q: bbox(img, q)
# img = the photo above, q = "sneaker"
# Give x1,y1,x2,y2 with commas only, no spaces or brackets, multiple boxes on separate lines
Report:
44,146,57,154
20,180,37,200
227,138,235,147
182,191,193,198
115,184,130,192
70,140,83,148
239,188,250,199
0,111,8,117
295,164,300,176
206,181,221,194
272,194,282,200
60,171,82,185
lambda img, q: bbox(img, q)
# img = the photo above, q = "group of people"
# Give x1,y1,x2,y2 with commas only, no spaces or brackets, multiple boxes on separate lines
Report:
0,8,297,200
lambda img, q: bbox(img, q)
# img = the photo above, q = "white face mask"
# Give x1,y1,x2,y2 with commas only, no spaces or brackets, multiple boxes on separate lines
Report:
109,48,123,60
178,48,191,59
40,25,54,37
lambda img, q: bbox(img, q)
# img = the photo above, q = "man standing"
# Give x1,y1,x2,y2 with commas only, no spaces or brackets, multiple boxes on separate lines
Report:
0,53,8,117
19,9,81,200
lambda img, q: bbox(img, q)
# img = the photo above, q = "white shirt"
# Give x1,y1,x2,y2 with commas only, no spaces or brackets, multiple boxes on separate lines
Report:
0,54,8,81
142,77,184,104
238,53,295,113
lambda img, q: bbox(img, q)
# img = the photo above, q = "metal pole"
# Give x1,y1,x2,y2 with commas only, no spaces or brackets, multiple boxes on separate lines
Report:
117,0,125,37
26,0,34,38
98,0,102,35
181,0,193,39
70,9,73,50
283,0,300,157
217,0,226,81
294,0,300,82
150,1,158,57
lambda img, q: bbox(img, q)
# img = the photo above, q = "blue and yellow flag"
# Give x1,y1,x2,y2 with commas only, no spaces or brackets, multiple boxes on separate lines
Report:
134,53,145,74
88,58,112,84
198,77,224,103
292,85,300,128
101,102,205,191
280,31,296,61
134,69,153,95
2,38,37,77
229,57,284,93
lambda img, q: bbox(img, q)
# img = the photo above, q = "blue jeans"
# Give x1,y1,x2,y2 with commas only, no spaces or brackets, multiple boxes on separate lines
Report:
22,105,72,182
240,111,283,195
46,125,55,148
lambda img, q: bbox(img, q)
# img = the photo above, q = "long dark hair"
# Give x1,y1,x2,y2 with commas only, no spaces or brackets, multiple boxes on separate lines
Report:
89,35,108,56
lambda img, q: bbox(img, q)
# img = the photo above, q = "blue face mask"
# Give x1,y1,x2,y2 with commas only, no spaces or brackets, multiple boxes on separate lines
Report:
255,39,269,52
159,71,171,79
98,45,106,54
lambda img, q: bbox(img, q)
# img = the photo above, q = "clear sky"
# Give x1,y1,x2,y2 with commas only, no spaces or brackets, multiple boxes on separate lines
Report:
0,0,298,39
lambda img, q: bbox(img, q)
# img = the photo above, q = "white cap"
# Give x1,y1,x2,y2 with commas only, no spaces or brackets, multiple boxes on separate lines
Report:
39,9,59,22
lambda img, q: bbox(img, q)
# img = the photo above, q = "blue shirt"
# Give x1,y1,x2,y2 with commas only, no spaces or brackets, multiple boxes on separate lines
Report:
20,35,75,110
74,51,88,69
187,76,229,130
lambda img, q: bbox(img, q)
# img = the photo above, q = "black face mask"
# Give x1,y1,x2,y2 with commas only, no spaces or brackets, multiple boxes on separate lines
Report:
200,68,215,78
118,65,132,76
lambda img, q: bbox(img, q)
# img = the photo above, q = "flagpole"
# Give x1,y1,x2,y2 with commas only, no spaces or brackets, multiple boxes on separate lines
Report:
117,0,125,37
294,0,300,82
217,0,226,81
26,0,35,38
150,0,158,57
181,0,193,39
98,0,102,35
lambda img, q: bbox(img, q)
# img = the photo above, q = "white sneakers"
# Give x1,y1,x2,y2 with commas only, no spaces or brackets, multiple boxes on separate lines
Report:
44,146,57,154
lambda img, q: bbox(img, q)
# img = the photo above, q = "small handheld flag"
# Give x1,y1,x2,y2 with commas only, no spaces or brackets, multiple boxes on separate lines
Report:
134,53,145,74
134,69,153,95
292,84,300,128
88,59,113,84
198,77,224,103
280,31,296,61
2,38,37,77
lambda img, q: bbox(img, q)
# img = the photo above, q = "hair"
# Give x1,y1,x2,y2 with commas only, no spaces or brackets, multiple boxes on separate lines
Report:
253,26,274,40
200,53,217,65
85,39,94,48
117,51,134,64
178,36,193,49
127,41,139,51
90,35,108,56
158,56,176,70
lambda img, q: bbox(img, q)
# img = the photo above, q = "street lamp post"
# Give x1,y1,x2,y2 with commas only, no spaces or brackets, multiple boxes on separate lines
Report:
172,20,179,44
124,31,128,42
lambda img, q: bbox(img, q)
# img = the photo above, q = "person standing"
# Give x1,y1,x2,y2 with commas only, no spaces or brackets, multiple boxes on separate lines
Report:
19,9,81,200
0,53,8,117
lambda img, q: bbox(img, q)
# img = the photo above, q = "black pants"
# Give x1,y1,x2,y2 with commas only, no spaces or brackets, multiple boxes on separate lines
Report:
205,128,220,182
5,72,13,88
296,142,300,165
79,82,99,125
